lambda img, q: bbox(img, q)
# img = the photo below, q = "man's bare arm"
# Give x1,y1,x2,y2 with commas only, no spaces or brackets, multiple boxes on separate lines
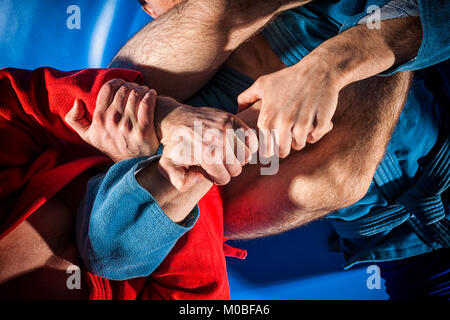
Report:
139,60,413,234
237,17,422,157
219,16,422,240
136,69,410,234
110,0,312,101
222,71,413,240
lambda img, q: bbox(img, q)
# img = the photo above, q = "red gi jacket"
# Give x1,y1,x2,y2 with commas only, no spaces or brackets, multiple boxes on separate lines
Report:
0,67,245,300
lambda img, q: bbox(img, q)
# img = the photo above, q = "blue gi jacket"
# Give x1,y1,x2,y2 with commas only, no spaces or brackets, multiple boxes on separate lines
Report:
264,0,450,73
262,0,450,268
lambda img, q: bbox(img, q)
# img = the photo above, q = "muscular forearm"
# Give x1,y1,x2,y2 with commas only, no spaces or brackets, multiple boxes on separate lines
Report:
110,0,312,101
223,72,413,240
222,102,359,239
316,17,422,90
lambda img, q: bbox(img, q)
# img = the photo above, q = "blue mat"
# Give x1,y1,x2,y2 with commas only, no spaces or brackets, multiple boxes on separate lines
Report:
0,0,388,300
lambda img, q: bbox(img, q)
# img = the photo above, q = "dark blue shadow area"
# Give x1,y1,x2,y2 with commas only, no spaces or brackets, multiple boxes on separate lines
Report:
227,220,343,285
226,221,388,299
0,0,388,299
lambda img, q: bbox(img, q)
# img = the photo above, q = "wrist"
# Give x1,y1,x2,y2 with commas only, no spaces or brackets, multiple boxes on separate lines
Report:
312,23,403,86
299,48,349,91
154,96,184,142
135,159,186,224
310,40,376,90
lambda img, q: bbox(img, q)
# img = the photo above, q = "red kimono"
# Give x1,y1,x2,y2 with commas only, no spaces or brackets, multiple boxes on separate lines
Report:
0,67,245,300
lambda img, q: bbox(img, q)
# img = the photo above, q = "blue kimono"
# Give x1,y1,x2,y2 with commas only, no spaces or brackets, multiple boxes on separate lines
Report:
264,0,449,74
260,0,450,268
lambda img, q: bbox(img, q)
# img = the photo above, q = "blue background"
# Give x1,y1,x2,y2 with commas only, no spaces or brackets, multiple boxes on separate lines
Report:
0,0,388,300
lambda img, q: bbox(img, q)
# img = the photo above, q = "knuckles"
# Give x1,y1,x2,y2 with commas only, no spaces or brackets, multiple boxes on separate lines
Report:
114,85,132,102
215,175,231,186
255,75,269,87
279,149,290,159
102,79,125,93
230,165,243,177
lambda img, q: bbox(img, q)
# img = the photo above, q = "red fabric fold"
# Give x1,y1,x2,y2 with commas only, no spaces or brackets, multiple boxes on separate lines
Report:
0,67,139,239
0,67,239,300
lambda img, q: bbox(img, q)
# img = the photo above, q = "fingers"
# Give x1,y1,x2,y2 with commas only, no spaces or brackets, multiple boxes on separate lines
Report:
199,126,236,186
232,128,256,166
222,116,259,180
95,79,126,115
137,89,158,129
258,128,275,158
291,116,313,151
237,80,264,112
277,127,292,159
122,86,160,156
65,99,91,141
307,119,333,144
125,86,150,121
81,79,161,162
292,113,334,149
223,135,243,178
195,114,257,184
159,156,204,192
158,156,187,191
307,99,336,143
257,108,286,158
161,110,259,189
232,116,259,156
121,85,150,133
202,161,233,186
105,82,139,128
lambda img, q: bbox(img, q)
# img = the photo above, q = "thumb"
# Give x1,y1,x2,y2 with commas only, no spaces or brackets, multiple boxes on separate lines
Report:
237,82,263,113
65,99,91,142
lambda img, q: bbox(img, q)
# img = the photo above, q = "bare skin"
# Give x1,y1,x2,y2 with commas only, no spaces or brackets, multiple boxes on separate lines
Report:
111,0,313,101
0,171,95,299
237,18,422,156
225,73,412,239
1,0,296,298
219,20,418,238
225,33,287,80
0,70,412,298
0,1,419,298
0,80,250,298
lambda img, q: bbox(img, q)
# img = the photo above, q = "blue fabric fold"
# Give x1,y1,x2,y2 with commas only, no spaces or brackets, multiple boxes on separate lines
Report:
76,156,199,280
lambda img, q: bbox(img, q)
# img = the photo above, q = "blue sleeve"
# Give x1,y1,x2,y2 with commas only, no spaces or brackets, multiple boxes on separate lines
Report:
382,0,450,75
76,156,199,281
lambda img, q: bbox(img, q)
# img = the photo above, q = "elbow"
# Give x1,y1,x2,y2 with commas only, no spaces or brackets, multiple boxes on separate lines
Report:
288,163,373,213
333,169,373,209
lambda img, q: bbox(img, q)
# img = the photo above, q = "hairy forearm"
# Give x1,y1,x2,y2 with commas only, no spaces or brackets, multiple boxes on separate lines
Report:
223,72,413,240
222,102,364,239
220,18,421,239
110,0,312,101
318,17,422,89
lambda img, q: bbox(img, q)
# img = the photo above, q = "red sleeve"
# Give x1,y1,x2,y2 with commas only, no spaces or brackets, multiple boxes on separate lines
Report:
0,67,144,145
0,67,143,239
0,67,237,301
